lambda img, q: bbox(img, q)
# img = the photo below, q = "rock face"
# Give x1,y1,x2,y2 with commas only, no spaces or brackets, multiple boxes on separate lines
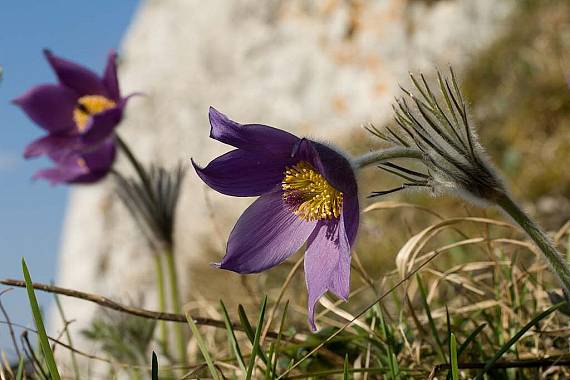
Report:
52,0,512,371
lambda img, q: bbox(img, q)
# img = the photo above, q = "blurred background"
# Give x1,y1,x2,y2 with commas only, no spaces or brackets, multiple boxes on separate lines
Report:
1,0,569,375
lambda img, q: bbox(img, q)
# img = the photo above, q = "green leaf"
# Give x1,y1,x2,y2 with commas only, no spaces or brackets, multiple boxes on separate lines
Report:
271,300,289,376
474,302,566,380
220,300,247,373
343,353,350,379
417,274,446,362
447,323,487,380
246,296,267,380
22,258,61,380
152,351,158,380
458,323,486,357
15,357,24,380
450,333,459,380
238,304,255,342
238,304,268,365
186,313,220,380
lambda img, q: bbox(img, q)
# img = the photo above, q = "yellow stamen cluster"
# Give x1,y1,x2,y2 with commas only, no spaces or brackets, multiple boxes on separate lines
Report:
73,95,116,132
282,161,343,221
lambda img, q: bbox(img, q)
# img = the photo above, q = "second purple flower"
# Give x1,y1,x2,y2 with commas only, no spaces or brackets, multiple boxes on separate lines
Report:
193,107,360,330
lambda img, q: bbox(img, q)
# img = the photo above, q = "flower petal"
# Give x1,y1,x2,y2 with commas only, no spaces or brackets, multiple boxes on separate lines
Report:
34,140,116,185
102,50,120,102
304,217,351,331
44,49,106,96
293,139,357,193
12,84,77,133
209,107,299,156
80,105,124,145
82,138,116,171
32,158,88,185
217,190,316,274
192,149,293,197
24,134,82,159
343,195,359,246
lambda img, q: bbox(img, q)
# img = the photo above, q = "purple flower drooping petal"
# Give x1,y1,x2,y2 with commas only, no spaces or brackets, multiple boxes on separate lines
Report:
33,162,89,185
192,149,294,197
209,107,299,156
24,134,82,159
343,195,360,246
304,217,351,331
102,50,121,102
12,84,77,133
33,138,116,185
44,49,107,97
219,190,317,274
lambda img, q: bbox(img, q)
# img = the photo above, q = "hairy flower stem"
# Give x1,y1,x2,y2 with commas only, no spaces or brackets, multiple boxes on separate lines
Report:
116,135,155,203
354,147,423,169
153,255,169,352
496,193,570,294
116,135,183,362
165,248,186,363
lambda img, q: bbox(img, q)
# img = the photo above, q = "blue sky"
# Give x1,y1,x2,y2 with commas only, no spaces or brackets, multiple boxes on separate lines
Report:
0,0,140,357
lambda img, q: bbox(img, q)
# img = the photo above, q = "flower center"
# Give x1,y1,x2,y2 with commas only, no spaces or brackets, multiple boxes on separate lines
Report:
73,95,116,132
282,161,343,221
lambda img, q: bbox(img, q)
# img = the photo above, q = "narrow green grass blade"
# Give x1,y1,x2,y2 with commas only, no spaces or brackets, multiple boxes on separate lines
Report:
457,323,486,357
186,313,220,380
266,342,276,379
151,351,158,380
15,357,24,380
378,309,399,380
220,300,247,373
391,352,401,380
246,296,267,380
238,304,268,364
474,302,566,380
272,300,289,376
238,304,255,342
343,353,350,379
22,258,61,380
450,333,459,380
417,274,446,362
447,323,487,380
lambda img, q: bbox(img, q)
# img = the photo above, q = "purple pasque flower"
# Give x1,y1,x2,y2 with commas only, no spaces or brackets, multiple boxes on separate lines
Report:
193,107,359,330
34,138,117,185
13,49,131,170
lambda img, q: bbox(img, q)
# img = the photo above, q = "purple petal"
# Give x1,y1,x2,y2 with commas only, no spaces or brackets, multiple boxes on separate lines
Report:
304,217,351,331
102,50,120,102
217,190,316,274
24,134,82,159
293,139,358,195
80,105,124,145
292,138,327,176
34,140,116,185
209,107,299,156
44,49,106,96
32,158,88,185
343,196,359,246
82,138,116,171
12,84,77,133
192,149,292,197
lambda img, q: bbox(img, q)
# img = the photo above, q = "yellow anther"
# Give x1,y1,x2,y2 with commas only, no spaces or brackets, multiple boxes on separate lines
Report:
73,95,116,132
282,161,343,221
